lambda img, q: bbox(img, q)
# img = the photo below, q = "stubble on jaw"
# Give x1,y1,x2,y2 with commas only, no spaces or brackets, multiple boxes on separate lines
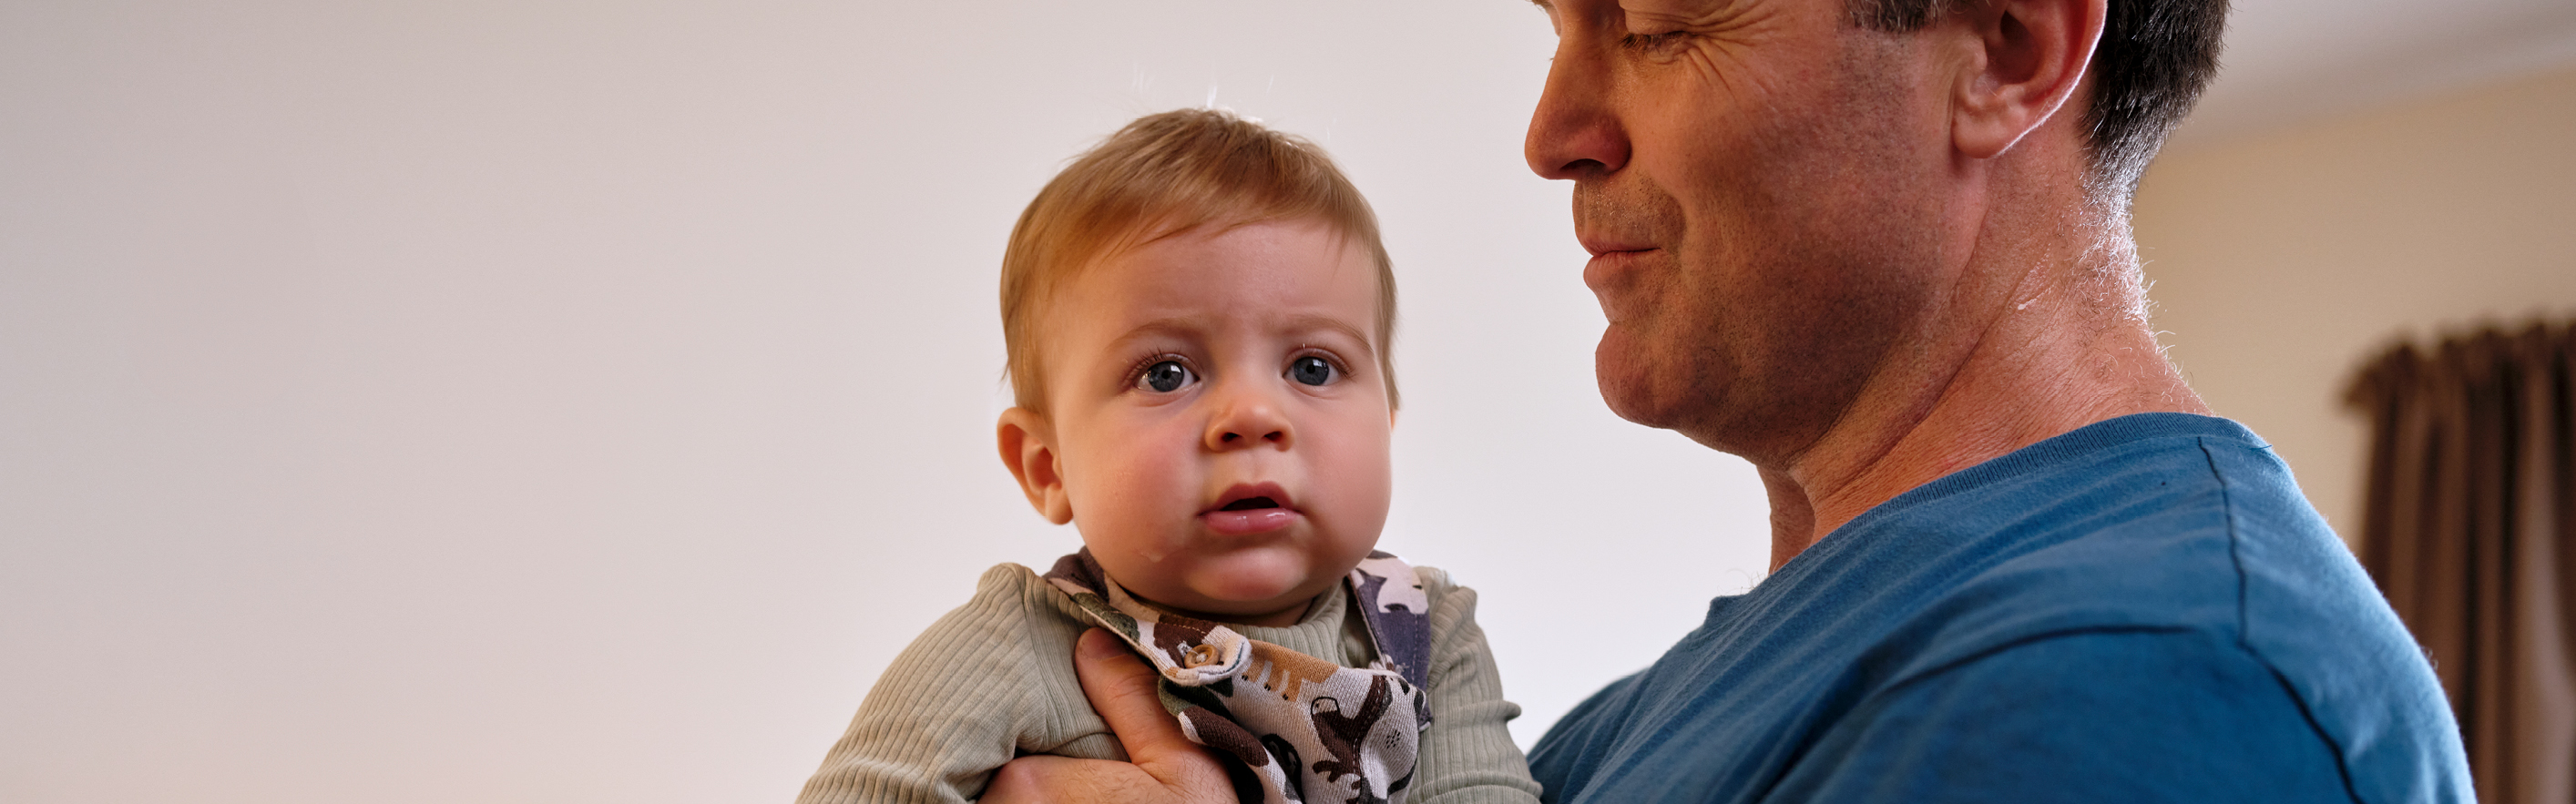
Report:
1576,26,1949,468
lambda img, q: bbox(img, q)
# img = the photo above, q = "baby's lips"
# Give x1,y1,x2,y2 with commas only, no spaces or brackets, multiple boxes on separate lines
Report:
1210,481,1294,513
1201,507,1298,536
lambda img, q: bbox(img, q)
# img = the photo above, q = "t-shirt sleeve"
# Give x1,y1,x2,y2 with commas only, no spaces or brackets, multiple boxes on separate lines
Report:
795,565,1053,804
1763,628,2356,804
1409,568,1546,804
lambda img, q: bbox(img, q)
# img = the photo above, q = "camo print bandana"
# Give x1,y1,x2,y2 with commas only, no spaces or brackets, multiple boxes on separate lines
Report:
1045,549,1434,804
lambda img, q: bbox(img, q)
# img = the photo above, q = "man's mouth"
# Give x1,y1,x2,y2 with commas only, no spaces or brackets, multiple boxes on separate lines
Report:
1580,246,1660,315
1578,237,1656,258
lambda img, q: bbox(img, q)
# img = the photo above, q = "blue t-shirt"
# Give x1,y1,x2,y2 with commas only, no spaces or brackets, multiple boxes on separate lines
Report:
1528,413,2470,803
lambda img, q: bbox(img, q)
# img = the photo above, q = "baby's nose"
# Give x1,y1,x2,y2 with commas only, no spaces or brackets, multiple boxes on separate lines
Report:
1205,396,1293,451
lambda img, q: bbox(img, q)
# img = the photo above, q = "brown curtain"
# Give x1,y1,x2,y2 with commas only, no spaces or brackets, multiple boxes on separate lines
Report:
2351,322,2576,804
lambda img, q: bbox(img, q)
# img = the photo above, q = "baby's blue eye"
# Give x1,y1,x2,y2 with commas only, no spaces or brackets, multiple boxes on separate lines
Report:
1138,360,1195,393
1288,355,1336,387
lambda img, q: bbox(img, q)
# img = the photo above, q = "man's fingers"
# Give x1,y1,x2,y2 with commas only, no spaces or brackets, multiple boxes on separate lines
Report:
1070,628,1233,799
1072,628,1199,758
979,754,1078,804
983,754,1178,804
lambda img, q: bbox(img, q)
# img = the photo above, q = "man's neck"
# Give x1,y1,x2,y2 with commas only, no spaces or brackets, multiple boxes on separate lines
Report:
1759,212,2209,571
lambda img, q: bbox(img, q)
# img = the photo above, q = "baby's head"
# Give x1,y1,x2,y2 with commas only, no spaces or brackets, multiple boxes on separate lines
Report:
995,109,1398,627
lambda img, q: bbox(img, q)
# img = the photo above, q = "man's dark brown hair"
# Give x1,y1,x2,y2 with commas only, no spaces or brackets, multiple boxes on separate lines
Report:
1850,0,2229,204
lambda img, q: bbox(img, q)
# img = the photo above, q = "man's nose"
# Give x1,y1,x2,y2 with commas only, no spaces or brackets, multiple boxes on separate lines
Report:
1526,35,1630,180
1204,382,1293,452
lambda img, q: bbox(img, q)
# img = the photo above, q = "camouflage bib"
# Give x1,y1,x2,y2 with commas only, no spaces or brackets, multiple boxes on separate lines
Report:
1044,549,1434,804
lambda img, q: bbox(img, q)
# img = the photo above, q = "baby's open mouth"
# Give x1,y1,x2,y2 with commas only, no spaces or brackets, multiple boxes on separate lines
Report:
1220,496,1282,512
1203,483,1297,535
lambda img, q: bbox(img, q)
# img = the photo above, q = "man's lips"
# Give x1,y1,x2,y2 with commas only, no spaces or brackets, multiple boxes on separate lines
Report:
1577,231,1656,258
1202,483,1298,536
1582,247,1660,304
1578,231,1659,296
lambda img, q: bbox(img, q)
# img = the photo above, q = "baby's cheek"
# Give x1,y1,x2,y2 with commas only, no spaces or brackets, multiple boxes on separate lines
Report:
1316,428,1395,523
1086,452,1201,560
1086,498,1187,565
1329,479,1394,568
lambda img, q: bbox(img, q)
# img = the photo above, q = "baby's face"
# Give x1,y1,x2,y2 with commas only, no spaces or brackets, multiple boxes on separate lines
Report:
1020,219,1391,626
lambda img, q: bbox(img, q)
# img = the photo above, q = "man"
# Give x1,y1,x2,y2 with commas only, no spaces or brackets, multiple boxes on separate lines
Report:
984,0,2474,800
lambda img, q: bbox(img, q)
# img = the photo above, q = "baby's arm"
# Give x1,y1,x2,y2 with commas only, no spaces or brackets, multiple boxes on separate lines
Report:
798,565,1111,804
1407,568,1546,804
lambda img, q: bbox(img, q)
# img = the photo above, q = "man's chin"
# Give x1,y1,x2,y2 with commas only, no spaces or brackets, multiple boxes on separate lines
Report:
1595,339,1692,432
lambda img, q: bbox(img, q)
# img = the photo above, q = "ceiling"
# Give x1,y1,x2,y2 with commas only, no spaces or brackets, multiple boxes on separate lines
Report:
2170,0,2576,148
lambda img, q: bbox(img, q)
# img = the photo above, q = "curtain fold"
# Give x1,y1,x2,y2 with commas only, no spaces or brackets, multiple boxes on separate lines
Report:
2350,322,2576,804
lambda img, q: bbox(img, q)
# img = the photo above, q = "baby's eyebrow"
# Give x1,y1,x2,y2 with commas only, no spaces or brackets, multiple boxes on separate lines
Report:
1278,314,1376,352
1108,317,1214,350
1105,314,1375,353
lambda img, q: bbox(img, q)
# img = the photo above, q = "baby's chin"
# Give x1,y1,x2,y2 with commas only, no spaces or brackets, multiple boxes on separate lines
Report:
1157,551,1347,622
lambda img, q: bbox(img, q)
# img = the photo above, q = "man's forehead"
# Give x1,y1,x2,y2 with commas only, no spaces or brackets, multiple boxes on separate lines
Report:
1526,0,1744,18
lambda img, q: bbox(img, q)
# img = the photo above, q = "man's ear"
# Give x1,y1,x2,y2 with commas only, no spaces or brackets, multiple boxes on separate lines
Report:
1950,0,2104,159
997,407,1074,524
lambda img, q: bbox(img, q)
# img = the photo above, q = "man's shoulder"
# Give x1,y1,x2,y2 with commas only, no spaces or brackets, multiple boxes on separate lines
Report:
1533,416,2469,803
1774,626,2364,804
1858,416,2467,804
1845,416,2250,650
1877,415,2412,677
1865,414,2371,639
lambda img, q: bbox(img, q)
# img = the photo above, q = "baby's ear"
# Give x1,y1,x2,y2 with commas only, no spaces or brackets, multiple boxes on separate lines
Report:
997,407,1074,524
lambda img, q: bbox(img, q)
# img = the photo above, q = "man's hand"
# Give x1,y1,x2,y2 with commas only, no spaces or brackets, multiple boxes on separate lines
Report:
980,628,1237,804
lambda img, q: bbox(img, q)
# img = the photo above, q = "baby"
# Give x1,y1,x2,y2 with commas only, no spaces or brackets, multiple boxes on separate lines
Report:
796,109,1540,804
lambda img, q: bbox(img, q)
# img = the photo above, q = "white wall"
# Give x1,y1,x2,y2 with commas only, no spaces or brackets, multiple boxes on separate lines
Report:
0,3,1774,802
2134,66,2576,542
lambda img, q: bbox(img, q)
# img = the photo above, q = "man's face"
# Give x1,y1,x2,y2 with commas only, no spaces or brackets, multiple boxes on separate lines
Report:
1526,0,1955,461
1034,219,1393,626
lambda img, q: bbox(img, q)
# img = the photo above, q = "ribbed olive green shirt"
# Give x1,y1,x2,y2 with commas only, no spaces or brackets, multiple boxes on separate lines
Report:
797,563,1542,804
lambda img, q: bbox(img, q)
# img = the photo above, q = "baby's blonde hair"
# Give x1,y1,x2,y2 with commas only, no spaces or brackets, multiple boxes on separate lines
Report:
1000,108,1397,413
